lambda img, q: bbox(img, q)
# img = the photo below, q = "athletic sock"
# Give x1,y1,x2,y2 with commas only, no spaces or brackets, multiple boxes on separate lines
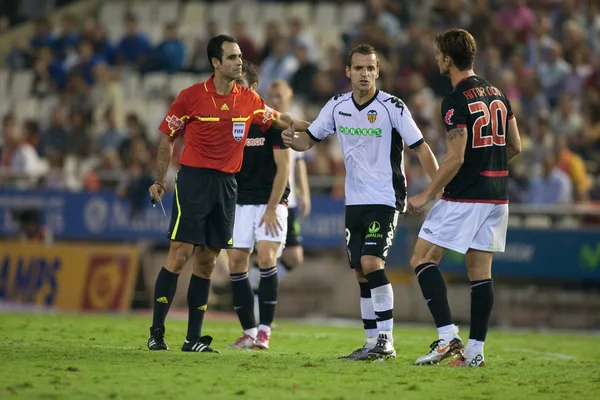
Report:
151,267,179,332
258,266,279,326
365,269,394,344
359,281,378,348
468,278,494,352
415,263,454,335
186,274,210,342
230,271,257,332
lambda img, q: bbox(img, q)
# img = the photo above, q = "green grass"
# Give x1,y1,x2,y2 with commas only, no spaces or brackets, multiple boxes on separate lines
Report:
1,312,599,400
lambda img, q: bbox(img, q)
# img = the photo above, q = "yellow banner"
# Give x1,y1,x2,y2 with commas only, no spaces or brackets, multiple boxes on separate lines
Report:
0,242,139,311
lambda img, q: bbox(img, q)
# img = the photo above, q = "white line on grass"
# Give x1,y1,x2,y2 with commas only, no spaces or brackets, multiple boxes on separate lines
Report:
504,348,577,360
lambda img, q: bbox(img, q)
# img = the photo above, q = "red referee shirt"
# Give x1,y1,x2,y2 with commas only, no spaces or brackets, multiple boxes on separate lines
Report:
158,75,278,174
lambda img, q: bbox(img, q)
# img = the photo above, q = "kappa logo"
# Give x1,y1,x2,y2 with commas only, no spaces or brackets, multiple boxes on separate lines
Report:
339,111,352,117
166,115,185,132
367,110,378,123
444,109,455,126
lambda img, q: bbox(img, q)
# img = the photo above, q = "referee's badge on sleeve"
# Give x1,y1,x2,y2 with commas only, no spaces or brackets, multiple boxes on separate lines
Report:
232,122,245,141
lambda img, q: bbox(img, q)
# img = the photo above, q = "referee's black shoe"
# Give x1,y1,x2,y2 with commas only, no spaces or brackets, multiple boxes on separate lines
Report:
182,335,220,353
147,327,169,350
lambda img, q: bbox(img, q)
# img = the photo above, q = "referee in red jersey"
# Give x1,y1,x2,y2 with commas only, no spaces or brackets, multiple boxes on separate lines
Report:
147,35,310,353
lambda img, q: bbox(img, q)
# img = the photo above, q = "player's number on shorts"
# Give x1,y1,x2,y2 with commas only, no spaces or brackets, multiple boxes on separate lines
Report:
468,100,508,148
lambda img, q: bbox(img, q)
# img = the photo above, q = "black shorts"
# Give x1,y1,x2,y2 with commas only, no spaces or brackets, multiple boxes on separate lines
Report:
285,207,302,247
168,166,237,248
345,205,402,269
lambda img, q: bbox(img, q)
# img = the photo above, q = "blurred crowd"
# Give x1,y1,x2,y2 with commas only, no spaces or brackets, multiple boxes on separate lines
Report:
1,0,599,206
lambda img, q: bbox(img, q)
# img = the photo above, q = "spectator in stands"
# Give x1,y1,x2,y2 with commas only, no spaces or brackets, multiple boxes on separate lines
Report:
287,18,318,63
366,0,400,39
81,19,116,66
290,43,317,101
40,149,78,191
13,209,52,243
37,106,68,158
232,21,260,65
66,110,92,159
494,0,535,44
73,39,105,86
0,126,42,188
117,13,151,71
261,21,282,62
555,135,591,202
91,62,125,129
5,37,34,70
52,14,79,61
539,43,572,106
116,159,153,219
525,14,556,68
31,46,66,96
83,148,122,191
30,17,54,50
550,93,582,140
153,23,185,74
258,36,298,95
186,19,219,73
526,152,572,205
23,120,40,149
468,0,492,49
119,114,149,165
96,108,125,153
520,74,550,121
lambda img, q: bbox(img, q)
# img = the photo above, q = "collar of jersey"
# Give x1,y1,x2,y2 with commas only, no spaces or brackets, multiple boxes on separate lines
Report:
203,74,240,95
351,89,379,111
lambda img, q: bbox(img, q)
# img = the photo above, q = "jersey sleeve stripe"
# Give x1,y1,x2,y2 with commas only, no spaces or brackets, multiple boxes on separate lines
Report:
508,114,515,120
408,138,425,149
456,124,467,128
305,128,322,142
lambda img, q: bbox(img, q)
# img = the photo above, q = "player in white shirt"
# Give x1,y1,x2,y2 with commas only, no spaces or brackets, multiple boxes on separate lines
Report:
283,44,439,360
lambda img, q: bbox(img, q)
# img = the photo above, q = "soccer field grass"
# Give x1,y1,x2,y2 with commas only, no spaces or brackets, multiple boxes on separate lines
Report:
1,312,599,400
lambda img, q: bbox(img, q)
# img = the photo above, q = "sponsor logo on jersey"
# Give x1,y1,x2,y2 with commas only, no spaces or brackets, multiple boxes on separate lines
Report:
166,115,185,132
232,122,245,141
221,103,229,110
367,110,378,123
365,221,383,239
245,137,266,147
339,125,382,137
444,109,455,126
339,111,352,117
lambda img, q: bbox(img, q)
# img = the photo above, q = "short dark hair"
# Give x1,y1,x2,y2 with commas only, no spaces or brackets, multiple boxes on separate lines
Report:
242,61,260,87
434,29,477,71
207,34,238,70
346,44,379,67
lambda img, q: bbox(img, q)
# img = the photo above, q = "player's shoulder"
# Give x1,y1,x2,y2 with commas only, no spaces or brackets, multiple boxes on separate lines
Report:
377,90,407,110
328,92,353,106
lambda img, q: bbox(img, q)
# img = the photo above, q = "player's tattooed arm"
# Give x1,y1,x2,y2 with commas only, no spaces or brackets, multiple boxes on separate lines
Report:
446,127,467,141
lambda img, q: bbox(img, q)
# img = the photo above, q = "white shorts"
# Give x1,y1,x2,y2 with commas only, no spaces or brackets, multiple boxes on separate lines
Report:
418,200,508,254
233,204,288,256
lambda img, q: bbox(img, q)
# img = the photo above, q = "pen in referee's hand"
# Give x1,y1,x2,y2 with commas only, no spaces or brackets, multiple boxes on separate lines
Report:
151,198,167,216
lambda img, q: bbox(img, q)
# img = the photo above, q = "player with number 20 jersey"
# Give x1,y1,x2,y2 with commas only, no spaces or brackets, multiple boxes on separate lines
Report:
407,29,522,368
